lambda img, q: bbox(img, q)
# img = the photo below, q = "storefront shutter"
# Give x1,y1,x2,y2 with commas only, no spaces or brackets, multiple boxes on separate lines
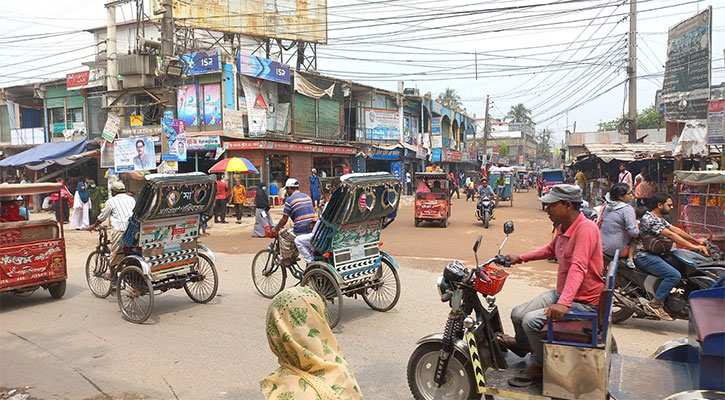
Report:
294,93,316,137
318,98,340,139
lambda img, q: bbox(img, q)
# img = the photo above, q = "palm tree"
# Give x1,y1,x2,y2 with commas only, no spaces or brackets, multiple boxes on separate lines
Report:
438,88,461,109
505,103,532,123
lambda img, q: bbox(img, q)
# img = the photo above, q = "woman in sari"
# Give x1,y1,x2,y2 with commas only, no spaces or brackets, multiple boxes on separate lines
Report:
253,182,273,237
261,287,362,400
70,181,91,229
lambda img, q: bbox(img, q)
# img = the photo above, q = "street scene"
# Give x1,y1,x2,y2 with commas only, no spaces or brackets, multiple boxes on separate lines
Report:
1,0,724,400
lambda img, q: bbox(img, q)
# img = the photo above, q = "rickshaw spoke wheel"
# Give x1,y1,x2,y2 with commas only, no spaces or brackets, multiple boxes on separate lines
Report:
116,265,154,324
252,248,287,299
363,258,401,312
302,268,343,329
184,254,218,303
85,250,112,299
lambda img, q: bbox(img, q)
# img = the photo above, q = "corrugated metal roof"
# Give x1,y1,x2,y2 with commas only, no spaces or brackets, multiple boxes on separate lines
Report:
579,142,674,162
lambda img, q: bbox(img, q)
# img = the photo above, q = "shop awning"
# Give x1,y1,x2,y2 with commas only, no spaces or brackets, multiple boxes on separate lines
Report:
0,140,88,167
25,149,99,170
674,170,725,185
578,142,674,162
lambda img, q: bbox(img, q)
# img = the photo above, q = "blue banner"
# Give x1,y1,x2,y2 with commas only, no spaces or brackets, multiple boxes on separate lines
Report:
370,147,402,160
390,161,402,181
431,148,442,162
179,50,221,75
239,54,291,85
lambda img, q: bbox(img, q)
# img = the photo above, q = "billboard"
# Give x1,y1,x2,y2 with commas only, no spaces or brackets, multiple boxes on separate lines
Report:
663,8,711,121
115,137,156,172
179,50,221,75
167,0,328,44
239,54,291,84
161,118,188,162
365,108,400,141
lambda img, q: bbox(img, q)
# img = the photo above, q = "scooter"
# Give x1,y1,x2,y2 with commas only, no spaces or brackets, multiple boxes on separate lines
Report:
611,242,725,323
475,196,495,229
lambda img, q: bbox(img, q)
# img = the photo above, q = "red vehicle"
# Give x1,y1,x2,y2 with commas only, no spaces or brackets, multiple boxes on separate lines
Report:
414,172,451,227
0,183,67,299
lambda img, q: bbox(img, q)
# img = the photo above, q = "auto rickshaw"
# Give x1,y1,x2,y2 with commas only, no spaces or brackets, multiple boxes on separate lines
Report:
414,172,451,227
0,183,67,299
514,170,530,192
489,167,514,207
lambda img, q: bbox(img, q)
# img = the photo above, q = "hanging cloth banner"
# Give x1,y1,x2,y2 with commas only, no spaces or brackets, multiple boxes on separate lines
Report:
293,71,335,99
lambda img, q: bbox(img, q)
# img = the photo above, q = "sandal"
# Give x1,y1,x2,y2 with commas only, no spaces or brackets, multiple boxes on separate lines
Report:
645,302,674,321
508,373,542,387
495,333,529,358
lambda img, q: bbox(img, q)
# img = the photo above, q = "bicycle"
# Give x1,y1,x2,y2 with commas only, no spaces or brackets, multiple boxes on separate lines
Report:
85,225,113,298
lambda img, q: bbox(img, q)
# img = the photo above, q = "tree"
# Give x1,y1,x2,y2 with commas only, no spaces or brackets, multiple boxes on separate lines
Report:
505,103,532,123
535,129,552,162
499,141,508,157
438,88,461,109
597,104,663,131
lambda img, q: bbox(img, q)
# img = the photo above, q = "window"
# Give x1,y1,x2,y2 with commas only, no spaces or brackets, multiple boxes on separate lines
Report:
49,107,65,137
268,155,288,186
313,157,350,177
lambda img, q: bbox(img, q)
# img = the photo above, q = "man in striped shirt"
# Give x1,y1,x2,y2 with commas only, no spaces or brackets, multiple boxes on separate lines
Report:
272,178,315,266
89,181,136,268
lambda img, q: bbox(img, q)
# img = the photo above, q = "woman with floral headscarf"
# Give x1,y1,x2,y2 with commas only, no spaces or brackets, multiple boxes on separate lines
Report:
262,287,362,400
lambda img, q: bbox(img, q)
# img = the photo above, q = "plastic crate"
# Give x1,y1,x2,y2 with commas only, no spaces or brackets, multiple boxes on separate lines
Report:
474,268,509,296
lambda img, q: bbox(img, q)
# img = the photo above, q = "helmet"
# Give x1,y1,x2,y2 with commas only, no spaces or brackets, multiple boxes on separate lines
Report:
284,178,300,188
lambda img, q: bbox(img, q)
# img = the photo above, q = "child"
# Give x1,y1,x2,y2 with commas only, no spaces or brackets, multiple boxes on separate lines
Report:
626,206,649,268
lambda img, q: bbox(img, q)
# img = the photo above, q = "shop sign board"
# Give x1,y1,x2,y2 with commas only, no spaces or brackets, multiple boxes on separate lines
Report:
416,144,426,160
431,148,442,162
431,117,441,135
365,108,400,141
161,118,187,162
102,112,120,142
187,136,221,151
239,54,291,85
390,161,403,181
224,140,356,155
223,108,245,138
370,146,401,160
179,50,221,75
119,125,162,138
442,149,462,162
708,99,725,144
66,71,90,89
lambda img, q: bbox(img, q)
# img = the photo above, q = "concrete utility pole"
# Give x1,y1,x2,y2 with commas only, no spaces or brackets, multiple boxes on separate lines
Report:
160,0,175,113
627,0,637,143
105,1,118,96
482,95,490,163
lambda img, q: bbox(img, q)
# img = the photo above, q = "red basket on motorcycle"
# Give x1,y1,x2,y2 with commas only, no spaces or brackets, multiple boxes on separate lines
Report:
474,268,509,296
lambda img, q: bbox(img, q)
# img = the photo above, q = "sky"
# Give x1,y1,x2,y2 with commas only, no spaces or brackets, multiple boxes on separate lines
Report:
0,0,723,146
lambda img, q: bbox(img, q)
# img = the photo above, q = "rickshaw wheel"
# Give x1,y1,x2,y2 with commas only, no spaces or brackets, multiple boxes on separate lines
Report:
48,280,66,299
184,254,218,303
252,248,287,298
363,258,400,312
85,250,112,299
116,265,154,324
302,268,343,329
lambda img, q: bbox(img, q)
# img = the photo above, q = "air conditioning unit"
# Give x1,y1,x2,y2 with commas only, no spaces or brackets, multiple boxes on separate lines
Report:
118,54,158,88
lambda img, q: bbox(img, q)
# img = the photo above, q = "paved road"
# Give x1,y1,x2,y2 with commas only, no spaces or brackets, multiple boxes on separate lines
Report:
1,190,688,399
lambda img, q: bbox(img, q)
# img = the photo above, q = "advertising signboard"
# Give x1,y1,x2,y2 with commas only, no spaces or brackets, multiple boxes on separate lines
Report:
239,54,291,85
161,118,187,162
663,8,711,120
365,108,400,141
223,108,245,138
708,99,725,144
179,50,221,75
431,117,441,135
66,71,90,89
187,136,221,151
102,112,120,142
114,137,156,172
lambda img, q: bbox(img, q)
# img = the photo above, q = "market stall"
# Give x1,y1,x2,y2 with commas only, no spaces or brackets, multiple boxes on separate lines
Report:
674,170,725,249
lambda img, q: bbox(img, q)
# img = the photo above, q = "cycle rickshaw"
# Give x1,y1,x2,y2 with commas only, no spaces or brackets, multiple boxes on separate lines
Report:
86,173,219,323
252,172,402,328
489,167,514,207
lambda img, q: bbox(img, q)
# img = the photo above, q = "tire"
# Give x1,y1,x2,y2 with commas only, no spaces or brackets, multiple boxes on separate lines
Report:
414,218,420,227
85,250,112,299
407,342,478,400
184,253,218,303
611,275,636,324
252,248,287,299
116,265,154,324
302,268,343,328
48,280,66,299
363,258,401,312
483,213,489,229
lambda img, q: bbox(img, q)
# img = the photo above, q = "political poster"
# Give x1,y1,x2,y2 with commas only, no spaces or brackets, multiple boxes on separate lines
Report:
100,140,115,168
161,118,188,162
115,137,156,172
708,99,725,144
102,112,120,142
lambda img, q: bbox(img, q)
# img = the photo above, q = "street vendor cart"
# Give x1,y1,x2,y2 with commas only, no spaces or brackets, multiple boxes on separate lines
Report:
675,170,725,250
0,183,67,299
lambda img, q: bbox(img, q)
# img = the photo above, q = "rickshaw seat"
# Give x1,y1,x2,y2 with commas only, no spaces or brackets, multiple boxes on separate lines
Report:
689,286,725,357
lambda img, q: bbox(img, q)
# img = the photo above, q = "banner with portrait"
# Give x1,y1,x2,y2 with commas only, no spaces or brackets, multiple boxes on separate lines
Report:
114,137,156,172
161,118,188,162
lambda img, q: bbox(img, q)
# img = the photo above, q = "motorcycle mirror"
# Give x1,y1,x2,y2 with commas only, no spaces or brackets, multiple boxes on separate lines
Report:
503,221,514,235
473,235,482,253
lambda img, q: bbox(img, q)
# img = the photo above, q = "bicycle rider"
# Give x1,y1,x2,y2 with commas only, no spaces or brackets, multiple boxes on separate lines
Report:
271,178,315,267
88,181,136,276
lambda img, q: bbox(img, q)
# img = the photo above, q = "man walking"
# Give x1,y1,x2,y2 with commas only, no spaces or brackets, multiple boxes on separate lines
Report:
309,168,321,210
214,175,229,223
499,184,605,387
231,177,247,224
618,163,633,189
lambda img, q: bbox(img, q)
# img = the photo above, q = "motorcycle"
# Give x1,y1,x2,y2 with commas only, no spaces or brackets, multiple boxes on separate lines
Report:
407,222,515,400
475,196,495,229
611,242,725,323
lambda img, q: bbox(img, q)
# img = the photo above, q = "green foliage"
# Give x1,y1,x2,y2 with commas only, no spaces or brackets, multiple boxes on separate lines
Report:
499,141,508,157
597,104,662,131
438,88,461,109
505,103,532,123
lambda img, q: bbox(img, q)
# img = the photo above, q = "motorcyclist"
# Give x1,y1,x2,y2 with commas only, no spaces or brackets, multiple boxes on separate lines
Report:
477,177,496,199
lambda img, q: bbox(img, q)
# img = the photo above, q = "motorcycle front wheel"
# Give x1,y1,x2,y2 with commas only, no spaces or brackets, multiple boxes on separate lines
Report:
407,342,478,400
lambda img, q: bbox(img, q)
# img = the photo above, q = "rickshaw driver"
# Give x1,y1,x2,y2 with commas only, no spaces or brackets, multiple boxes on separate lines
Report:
272,178,315,267
88,181,136,272
493,174,506,196
499,185,605,387
430,181,445,193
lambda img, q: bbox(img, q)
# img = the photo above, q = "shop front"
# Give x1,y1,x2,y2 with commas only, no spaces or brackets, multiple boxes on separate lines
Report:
366,145,403,175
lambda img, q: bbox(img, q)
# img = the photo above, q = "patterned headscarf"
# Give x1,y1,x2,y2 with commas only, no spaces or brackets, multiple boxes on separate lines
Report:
261,287,363,400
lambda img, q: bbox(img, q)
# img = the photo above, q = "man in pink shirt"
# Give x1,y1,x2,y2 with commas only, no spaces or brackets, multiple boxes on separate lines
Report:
499,184,605,387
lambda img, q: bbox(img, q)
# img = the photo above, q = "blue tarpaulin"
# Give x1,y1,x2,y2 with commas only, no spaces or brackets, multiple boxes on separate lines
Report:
0,140,88,167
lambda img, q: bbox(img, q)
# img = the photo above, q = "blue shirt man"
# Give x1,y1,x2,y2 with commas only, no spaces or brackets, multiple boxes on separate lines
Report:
272,178,316,265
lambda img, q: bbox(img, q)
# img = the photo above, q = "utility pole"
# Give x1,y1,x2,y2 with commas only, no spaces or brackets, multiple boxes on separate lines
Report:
627,0,637,143
160,0,175,114
482,95,490,165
